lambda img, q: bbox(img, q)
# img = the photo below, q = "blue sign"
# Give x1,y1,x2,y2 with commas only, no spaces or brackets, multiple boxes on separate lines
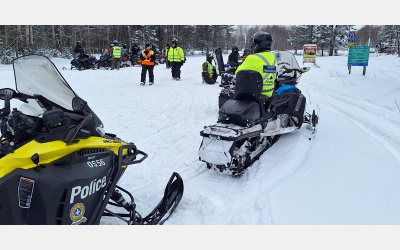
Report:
348,32,356,43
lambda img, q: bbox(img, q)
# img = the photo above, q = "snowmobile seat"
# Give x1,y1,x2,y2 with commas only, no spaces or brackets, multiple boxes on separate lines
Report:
234,70,266,118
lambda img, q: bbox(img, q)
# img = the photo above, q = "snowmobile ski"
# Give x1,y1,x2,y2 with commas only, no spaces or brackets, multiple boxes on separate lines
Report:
104,171,184,225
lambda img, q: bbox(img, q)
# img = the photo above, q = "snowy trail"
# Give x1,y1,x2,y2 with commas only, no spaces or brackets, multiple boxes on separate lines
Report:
302,65,400,163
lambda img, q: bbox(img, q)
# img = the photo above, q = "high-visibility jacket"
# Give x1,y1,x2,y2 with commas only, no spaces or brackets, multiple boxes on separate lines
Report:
141,49,155,66
235,51,277,98
112,46,122,58
167,46,185,62
202,61,214,77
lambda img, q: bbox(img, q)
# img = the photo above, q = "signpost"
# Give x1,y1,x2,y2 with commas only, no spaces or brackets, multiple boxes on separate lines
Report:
347,45,370,75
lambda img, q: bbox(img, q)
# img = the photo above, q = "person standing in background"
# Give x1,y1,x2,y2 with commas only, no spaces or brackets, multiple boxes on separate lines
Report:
111,40,122,70
167,39,185,80
139,43,156,85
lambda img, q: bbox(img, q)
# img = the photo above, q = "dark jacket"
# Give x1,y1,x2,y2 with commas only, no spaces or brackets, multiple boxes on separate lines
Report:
228,51,240,67
74,44,84,55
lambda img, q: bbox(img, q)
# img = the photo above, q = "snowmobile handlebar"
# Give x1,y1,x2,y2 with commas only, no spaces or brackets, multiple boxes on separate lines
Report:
278,67,302,77
0,88,15,117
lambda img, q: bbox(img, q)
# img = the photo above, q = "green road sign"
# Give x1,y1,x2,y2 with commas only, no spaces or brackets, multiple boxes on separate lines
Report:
348,46,370,66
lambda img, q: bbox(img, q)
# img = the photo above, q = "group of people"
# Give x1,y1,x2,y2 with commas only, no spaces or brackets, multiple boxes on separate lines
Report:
201,31,277,99
201,45,252,85
139,38,185,85
74,30,276,98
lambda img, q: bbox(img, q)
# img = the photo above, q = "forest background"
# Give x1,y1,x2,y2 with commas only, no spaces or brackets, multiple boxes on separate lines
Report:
0,25,399,64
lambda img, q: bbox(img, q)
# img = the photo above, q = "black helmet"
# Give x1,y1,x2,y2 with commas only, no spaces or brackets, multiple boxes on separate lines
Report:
232,46,239,52
206,53,214,61
113,39,119,45
171,39,178,46
250,31,273,53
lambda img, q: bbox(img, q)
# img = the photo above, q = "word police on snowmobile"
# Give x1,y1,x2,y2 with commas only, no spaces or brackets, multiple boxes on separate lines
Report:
70,176,107,203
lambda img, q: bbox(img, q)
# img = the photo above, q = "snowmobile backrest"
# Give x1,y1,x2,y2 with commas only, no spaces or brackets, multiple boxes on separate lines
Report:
234,70,265,117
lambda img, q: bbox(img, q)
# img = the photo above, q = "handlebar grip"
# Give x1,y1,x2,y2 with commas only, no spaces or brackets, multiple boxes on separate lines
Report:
14,111,36,127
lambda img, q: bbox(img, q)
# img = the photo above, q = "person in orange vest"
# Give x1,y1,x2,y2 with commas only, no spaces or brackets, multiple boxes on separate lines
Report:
139,43,156,85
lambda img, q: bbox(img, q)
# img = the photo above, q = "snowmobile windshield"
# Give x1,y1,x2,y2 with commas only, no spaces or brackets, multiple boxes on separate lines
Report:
274,51,300,72
12,55,78,111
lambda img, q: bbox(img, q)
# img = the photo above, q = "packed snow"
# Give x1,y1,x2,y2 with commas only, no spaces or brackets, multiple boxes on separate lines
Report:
1,50,400,224
1,50,400,247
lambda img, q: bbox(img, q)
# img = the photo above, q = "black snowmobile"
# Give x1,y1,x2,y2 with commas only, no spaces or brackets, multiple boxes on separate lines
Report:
0,55,184,225
129,54,141,66
70,53,97,70
96,50,112,69
198,51,318,177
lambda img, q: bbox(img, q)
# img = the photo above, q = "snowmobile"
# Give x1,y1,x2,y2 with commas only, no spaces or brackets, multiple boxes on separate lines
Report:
96,50,112,70
129,54,141,66
198,51,318,177
120,53,131,68
0,55,184,225
70,53,97,70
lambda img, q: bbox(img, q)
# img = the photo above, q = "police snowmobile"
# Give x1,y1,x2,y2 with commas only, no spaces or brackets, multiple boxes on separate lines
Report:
198,51,318,177
0,55,184,225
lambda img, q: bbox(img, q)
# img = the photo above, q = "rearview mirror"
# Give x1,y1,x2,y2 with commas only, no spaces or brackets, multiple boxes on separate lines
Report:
0,88,15,100
72,97,87,111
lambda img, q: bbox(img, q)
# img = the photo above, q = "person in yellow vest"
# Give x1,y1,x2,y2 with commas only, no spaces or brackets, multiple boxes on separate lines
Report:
201,54,217,84
111,40,122,70
139,43,156,85
235,31,277,98
167,39,185,81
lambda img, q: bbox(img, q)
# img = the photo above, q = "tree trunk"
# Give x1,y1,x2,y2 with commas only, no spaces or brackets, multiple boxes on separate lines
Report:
52,25,56,49
329,44,334,56
25,25,29,48
4,26,8,47
29,26,33,47
59,25,63,48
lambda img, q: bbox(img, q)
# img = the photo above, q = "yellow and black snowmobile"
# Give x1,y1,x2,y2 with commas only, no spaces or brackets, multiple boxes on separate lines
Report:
0,55,183,225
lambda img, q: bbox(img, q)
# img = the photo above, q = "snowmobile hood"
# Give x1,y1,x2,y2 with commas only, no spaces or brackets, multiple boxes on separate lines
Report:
12,55,79,111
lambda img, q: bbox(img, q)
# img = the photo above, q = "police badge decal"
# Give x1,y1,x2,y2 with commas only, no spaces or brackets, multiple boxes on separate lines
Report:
70,203,88,225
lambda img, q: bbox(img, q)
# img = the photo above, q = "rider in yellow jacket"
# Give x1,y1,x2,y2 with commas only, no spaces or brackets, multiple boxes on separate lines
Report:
167,39,185,80
201,54,217,84
235,31,277,98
